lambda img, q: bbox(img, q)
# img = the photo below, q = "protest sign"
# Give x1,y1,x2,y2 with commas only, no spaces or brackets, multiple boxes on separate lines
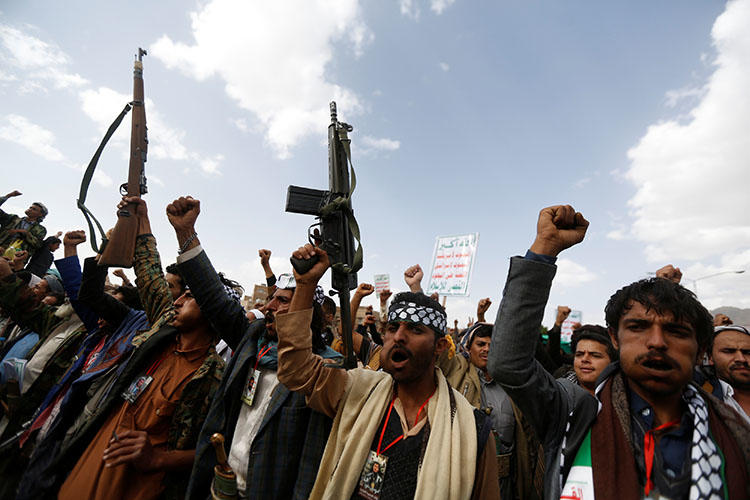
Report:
426,233,479,296
374,274,390,293
560,310,583,344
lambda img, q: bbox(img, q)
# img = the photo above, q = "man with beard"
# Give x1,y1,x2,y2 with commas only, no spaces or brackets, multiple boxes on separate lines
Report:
165,196,342,500
710,325,750,425
488,204,750,500
276,243,499,499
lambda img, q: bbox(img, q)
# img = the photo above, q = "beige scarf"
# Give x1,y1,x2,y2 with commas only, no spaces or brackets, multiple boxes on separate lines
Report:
310,368,477,499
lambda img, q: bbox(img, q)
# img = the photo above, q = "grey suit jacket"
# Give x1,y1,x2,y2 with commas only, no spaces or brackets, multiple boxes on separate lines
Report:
487,256,598,500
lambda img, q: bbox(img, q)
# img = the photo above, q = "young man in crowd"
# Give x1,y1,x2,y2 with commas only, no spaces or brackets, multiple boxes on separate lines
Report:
51,196,225,500
710,324,750,425
276,242,499,499
570,325,617,394
488,204,750,500
0,190,48,254
164,195,342,500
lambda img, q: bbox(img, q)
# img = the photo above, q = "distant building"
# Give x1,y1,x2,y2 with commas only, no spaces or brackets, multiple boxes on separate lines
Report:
241,284,270,311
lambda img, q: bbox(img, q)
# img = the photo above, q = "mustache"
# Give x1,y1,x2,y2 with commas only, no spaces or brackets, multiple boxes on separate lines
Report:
264,312,275,324
729,362,750,370
634,351,678,368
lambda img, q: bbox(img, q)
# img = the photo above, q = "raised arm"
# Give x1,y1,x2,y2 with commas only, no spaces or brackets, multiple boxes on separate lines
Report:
488,205,590,440
118,196,175,325
54,230,99,331
277,244,350,418
349,282,374,331
78,256,130,325
167,196,251,350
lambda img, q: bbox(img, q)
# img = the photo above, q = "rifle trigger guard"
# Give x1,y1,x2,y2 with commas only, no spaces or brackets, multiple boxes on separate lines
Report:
119,183,128,196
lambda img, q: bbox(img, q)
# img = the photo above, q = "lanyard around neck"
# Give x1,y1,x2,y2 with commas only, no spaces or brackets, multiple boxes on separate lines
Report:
376,389,435,455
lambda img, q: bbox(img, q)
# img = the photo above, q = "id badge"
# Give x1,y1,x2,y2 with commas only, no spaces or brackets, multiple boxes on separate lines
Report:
122,375,153,404
241,369,261,406
356,450,388,500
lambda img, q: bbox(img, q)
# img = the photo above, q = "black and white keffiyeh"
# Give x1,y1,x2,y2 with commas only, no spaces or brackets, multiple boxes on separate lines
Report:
684,385,723,500
388,300,447,335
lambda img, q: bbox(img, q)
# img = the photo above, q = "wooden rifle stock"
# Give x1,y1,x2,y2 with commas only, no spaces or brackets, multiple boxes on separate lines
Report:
99,49,148,268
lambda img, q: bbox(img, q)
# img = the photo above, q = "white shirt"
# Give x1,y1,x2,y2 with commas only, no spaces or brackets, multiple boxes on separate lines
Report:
719,379,750,426
228,367,280,496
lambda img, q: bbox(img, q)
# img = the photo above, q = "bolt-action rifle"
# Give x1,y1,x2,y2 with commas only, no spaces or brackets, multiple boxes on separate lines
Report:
286,102,363,369
97,48,149,267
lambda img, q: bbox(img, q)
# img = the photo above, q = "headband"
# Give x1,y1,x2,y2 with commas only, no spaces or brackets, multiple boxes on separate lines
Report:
388,300,447,335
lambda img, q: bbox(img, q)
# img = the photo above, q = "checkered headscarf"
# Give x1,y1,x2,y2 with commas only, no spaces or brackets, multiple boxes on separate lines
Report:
387,292,447,336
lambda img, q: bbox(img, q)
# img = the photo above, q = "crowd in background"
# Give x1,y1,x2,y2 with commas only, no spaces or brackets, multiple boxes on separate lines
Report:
0,190,748,500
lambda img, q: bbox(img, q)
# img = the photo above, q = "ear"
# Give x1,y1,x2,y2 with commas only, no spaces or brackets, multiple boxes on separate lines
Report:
434,336,449,357
608,327,619,350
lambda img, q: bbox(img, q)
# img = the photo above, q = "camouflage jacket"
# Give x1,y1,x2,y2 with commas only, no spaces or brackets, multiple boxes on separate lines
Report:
0,212,47,253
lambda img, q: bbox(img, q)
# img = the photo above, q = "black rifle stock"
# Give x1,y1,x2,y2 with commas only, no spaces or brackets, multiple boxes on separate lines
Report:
98,48,148,268
286,102,362,369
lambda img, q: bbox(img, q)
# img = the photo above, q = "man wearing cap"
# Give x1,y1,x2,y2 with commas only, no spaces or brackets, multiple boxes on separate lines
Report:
165,196,343,500
0,190,48,254
710,325,750,425
489,204,750,500
276,243,499,499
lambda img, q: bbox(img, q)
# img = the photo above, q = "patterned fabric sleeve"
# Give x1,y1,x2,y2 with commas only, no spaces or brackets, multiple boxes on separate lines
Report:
133,234,174,325
0,275,62,336
24,223,47,252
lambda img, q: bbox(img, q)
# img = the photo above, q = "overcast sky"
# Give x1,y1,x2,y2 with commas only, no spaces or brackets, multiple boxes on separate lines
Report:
2,0,749,329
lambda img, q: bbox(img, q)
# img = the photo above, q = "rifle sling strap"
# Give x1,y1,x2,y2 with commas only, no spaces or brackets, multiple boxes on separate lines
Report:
77,103,132,254
320,138,363,275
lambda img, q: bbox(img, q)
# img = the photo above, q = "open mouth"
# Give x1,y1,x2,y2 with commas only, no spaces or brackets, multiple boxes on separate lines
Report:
641,358,674,371
391,350,409,363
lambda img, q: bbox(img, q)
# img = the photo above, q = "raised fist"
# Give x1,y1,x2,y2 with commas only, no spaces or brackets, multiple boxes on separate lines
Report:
63,230,87,247
379,289,392,304
555,306,571,327
166,196,200,231
5,190,22,198
404,264,424,292
530,205,589,257
713,313,732,326
477,298,492,315
258,249,272,266
655,264,682,284
355,283,375,297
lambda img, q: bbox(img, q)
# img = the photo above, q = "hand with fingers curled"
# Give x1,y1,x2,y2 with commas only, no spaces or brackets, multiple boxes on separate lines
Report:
291,244,330,287
166,196,201,232
63,230,87,248
529,204,589,257
354,283,375,298
655,264,682,284
102,430,159,472
555,306,571,327
404,264,424,292
379,289,392,304
258,249,272,267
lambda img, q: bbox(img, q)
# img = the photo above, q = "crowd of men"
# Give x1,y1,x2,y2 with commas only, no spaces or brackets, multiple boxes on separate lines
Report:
0,189,748,500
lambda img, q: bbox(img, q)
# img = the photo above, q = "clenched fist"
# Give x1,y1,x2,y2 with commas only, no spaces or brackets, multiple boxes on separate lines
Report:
530,205,589,257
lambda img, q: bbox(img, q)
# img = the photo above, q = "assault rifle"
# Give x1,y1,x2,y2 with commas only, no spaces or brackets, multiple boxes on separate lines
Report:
286,102,363,369
97,48,149,267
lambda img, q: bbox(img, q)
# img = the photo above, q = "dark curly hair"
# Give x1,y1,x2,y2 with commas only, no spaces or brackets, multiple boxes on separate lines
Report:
115,285,143,310
604,278,713,353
